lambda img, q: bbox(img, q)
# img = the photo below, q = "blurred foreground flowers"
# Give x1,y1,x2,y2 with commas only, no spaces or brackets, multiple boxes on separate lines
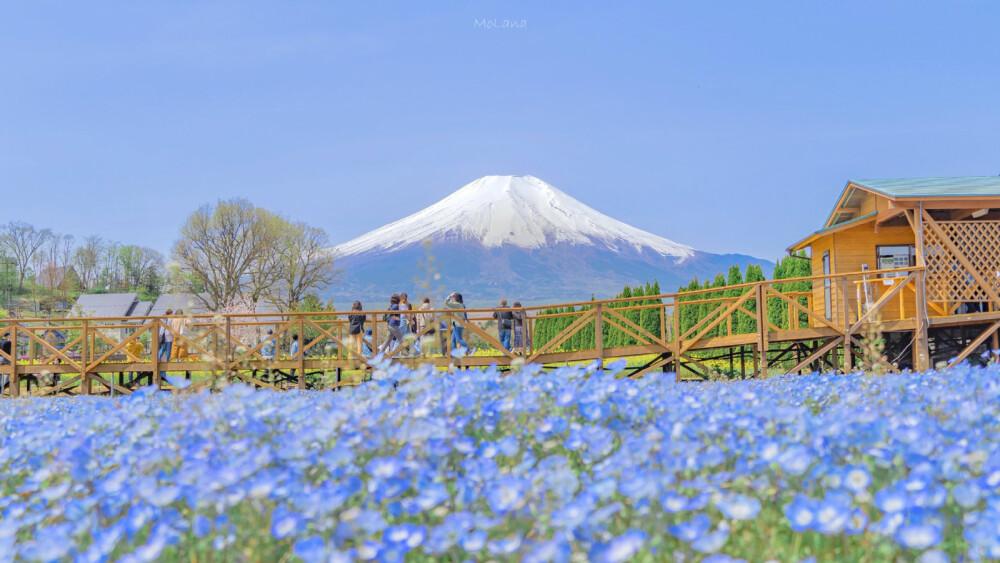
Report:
1,362,998,561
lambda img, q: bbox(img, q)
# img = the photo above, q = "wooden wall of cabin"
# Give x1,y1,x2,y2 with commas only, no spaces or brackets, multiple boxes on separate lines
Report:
808,223,915,327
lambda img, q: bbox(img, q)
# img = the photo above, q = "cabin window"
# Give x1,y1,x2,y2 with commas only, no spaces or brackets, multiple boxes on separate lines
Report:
876,245,916,276
822,251,832,320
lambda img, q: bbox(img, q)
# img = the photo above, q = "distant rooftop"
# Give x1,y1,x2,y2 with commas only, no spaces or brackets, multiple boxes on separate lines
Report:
852,176,1000,198
71,293,139,317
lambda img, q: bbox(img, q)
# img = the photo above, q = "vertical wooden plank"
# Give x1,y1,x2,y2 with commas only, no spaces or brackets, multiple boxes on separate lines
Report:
755,284,769,377
152,319,161,387
912,209,930,371
672,299,681,375
658,302,666,340
841,278,853,372
224,316,233,377
9,323,18,398
594,303,604,370
297,316,306,390
445,313,453,358
81,320,90,395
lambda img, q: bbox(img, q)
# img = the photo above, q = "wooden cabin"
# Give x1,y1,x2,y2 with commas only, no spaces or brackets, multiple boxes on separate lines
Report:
789,176,1000,369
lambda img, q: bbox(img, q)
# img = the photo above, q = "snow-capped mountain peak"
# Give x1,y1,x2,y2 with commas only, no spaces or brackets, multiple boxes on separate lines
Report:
333,175,695,258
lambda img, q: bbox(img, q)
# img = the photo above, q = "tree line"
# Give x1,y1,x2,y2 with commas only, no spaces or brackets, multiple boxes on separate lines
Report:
533,281,665,352
0,198,335,315
531,255,811,352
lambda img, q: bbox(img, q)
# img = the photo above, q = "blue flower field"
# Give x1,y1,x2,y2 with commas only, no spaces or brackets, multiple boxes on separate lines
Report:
1,362,998,562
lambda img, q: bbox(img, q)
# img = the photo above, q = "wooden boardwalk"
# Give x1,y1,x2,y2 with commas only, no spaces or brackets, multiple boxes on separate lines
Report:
3,264,997,397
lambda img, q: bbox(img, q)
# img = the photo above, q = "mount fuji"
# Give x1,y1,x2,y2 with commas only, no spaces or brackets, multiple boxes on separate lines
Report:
328,175,771,306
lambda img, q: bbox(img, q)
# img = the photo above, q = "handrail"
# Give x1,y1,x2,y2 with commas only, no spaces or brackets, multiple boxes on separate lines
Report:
0,266,923,324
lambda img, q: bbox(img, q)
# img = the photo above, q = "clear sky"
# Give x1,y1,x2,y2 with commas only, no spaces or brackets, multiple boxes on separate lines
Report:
2,1,998,260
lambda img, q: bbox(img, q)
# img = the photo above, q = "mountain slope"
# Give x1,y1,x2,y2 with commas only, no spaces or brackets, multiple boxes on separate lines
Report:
328,175,771,306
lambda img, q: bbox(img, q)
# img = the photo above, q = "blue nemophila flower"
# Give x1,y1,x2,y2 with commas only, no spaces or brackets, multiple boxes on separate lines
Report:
524,539,571,563
785,495,818,532
917,549,950,563
875,484,910,514
589,529,646,563
951,482,981,508
777,445,813,475
670,513,712,542
487,534,523,556
293,536,328,563
270,505,303,540
843,465,872,493
486,476,529,514
460,529,488,552
692,524,730,554
715,494,761,520
895,521,943,550
383,523,426,549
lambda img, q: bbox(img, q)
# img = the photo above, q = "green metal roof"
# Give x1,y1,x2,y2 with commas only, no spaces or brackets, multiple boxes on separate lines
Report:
852,176,1000,198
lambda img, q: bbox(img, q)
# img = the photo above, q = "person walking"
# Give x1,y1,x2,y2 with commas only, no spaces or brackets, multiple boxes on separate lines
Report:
158,309,174,380
348,301,366,358
261,328,276,382
170,309,188,360
493,299,513,351
379,294,402,355
512,301,528,354
289,333,300,379
399,293,413,356
445,292,468,351
417,297,434,355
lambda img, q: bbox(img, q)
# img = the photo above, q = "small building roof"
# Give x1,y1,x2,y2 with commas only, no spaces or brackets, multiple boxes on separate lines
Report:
132,301,153,317
851,176,1000,199
71,293,139,318
149,293,211,316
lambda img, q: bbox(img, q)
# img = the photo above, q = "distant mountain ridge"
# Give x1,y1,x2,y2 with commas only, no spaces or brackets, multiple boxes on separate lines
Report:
328,175,771,306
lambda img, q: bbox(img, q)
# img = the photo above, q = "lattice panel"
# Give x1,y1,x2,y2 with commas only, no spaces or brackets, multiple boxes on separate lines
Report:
924,220,1000,303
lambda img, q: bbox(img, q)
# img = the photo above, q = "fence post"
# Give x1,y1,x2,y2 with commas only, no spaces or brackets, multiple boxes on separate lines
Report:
81,320,90,395
151,319,161,387
298,316,306,390
672,298,682,375
755,284,769,377
658,301,666,340
8,323,17,398
594,303,604,370
841,278,853,372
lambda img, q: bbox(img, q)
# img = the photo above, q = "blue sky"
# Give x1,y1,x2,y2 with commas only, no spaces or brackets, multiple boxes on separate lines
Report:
2,1,998,260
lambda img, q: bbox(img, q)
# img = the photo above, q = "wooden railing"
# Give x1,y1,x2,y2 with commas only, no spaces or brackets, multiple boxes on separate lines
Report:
0,266,957,396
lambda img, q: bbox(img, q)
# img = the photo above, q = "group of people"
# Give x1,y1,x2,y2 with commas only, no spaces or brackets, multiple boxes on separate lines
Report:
342,292,530,358
492,299,529,352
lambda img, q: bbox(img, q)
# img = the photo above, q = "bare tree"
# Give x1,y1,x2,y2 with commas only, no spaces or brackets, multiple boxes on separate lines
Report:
244,212,286,305
0,222,52,290
268,221,336,311
73,236,105,291
173,199,278,310
36,234,75,291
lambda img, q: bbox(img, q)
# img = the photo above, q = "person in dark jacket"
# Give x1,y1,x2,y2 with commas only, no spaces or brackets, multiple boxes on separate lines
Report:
379,294,402,354
348,301,366,358
445,292,468,350
511,302,528,353
493,299,514,351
